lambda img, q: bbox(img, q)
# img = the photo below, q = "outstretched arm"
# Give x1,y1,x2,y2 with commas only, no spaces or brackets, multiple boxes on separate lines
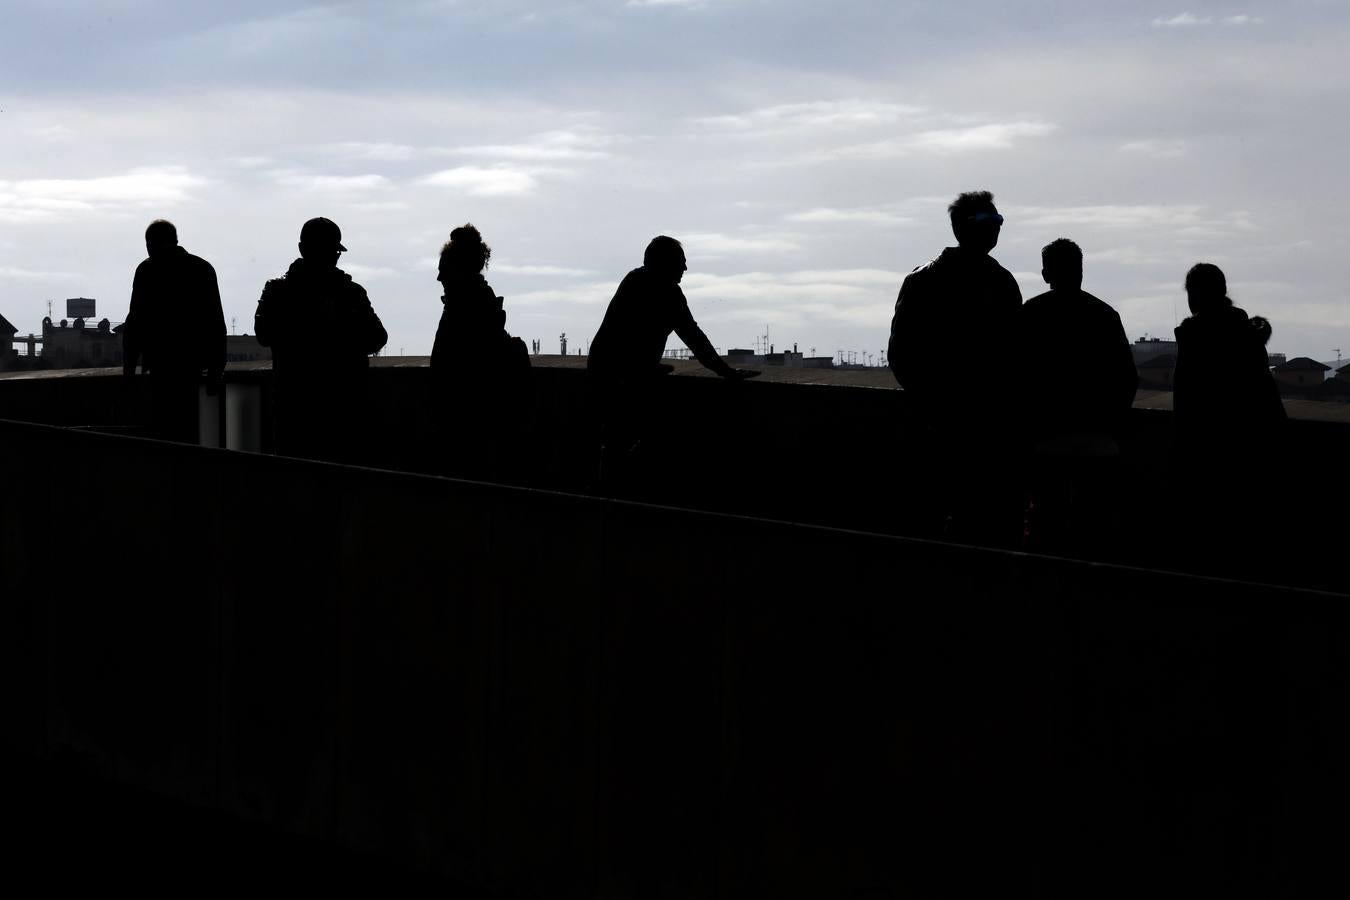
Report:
672,295,757,380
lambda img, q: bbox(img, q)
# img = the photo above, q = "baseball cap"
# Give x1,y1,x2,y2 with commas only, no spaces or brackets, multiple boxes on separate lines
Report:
299,217,347,251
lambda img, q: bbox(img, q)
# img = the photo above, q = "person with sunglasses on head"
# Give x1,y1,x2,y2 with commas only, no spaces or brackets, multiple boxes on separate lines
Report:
254,216,388,461
887,190,1022,543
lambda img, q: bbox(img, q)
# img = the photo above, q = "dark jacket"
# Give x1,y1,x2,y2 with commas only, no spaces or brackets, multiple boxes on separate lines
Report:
123,246,226,378
430,271,531,416
431,273,528,377
1019,288,1138,438
254,259,387,379
588,267,730,379
1173,305,1285,452
888,247,1022,421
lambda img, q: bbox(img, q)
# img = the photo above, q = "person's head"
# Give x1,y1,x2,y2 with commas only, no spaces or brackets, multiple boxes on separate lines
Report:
948,191,1002,254
644,235,687,283
1184,262,1232,316
438,223,492,284
144,219,178,260
298,216,347,269
1041,238,1083,291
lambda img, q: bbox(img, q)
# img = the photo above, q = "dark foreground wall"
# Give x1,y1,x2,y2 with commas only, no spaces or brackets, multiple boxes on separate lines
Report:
3,417,1350,897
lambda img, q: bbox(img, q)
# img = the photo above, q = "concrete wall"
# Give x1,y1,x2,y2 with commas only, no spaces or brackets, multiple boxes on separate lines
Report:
3,417,1350,896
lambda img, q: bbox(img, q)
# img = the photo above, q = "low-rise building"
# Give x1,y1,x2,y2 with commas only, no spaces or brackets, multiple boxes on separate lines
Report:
1132,337,1177,368
0,313,16,371
1272,357,1330,394
1136,353,1176,390
41,316,123,369
226,334,272,363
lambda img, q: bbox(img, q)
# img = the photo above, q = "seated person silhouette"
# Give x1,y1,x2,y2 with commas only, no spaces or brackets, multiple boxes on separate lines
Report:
1019,238,1138,553
587,235,757,487
429,224,531,480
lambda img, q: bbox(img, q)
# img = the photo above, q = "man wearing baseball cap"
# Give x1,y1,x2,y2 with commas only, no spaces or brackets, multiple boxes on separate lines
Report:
255,217,388,460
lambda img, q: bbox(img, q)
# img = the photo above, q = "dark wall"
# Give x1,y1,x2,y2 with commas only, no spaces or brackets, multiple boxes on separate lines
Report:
1,367,1340,589
3,418,1350,897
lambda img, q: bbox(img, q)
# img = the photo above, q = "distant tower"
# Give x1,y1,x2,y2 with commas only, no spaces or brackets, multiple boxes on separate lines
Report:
560,332,567,356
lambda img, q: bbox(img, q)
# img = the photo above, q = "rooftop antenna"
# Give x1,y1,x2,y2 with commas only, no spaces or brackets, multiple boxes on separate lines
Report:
1336,348,1343,365
47,299,53,319
231,316,237,335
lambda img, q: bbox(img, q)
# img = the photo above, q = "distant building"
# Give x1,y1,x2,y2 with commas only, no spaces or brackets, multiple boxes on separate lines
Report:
724,348,834,369
1131,337,1177,368
1272,357,1330,394
1268,353,1288,368
41,316,122,369
226,334,272,363
1136,353,1176,390
0,312,16,371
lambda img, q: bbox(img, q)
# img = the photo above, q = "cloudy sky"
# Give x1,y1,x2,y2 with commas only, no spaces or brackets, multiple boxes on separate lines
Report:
2,1,1347,362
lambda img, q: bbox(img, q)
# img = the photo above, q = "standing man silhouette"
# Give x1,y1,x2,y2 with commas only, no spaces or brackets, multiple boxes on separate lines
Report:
887,191,1022,542
122,219,226,442
1019,238,1137,552
254,217,388,460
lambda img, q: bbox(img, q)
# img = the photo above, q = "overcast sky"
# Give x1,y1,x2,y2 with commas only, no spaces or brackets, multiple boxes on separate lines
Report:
2,1,1347,362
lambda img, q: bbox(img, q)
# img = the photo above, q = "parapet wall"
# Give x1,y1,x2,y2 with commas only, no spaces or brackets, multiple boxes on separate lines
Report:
1,364,1344,589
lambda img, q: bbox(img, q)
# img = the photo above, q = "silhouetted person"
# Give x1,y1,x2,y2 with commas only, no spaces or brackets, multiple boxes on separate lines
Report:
1019,239,1138,553
254,217,388,461
887,191,1022,542
429,224,531,479
1173,263,1285,568
588,236,757,488
122,219,226,442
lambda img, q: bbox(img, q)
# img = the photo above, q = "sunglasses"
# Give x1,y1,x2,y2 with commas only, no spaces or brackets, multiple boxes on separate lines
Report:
967,212,1004,225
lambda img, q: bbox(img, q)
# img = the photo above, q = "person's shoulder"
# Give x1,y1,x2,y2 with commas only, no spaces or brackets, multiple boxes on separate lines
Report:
184,251,216,273
260,275,289,299
900,254,943,287
613,266,652,298
335,268,370,298
1077,290,1122,318
987,255,1018,282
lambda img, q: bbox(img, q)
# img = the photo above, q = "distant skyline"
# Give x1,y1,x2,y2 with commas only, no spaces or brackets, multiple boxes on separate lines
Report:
2,1,1348,361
